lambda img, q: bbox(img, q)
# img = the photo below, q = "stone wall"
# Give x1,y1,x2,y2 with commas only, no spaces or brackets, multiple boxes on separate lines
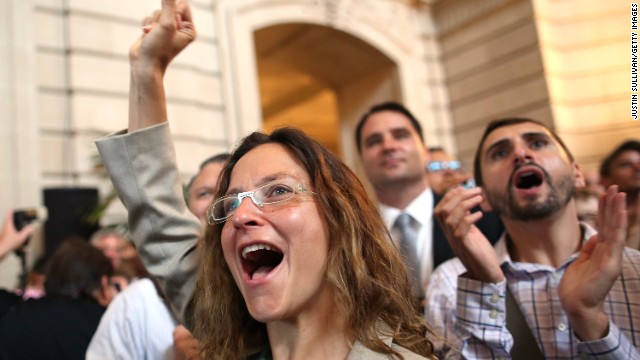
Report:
534,0,640,172
433,0,553,169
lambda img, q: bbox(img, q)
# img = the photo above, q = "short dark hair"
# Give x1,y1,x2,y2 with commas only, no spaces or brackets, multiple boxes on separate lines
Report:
199,153,232,171
186,153,231,193
354,101,424,154
473,118,574,186
599,140,640,178
45,237,113,301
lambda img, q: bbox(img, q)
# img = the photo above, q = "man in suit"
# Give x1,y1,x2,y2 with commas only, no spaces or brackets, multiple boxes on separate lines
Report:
355,102,503,300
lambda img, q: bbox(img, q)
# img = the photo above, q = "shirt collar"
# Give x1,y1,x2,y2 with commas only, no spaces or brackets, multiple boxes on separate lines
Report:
378,188,433,229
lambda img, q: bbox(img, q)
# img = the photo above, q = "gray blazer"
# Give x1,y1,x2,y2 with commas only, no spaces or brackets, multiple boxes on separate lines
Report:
96,123,200,326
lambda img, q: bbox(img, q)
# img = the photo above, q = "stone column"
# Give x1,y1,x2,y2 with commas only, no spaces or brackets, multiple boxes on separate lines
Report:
0,0,42,288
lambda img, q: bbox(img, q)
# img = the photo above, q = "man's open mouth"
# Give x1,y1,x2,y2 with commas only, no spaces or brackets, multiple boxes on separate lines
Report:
513,167,544,189
241,244,284,280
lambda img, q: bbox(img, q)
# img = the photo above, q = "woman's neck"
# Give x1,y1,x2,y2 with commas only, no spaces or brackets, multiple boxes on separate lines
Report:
266,291,352,360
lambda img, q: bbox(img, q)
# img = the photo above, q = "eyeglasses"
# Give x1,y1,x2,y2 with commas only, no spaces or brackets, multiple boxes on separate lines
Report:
206,180,312,224
427,160,461,172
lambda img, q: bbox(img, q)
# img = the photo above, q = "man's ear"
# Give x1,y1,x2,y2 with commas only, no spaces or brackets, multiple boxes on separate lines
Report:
479,187,493,212
572,162,586,188
422,143,430,163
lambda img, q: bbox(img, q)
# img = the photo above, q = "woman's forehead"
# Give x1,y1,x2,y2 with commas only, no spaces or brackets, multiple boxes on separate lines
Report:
228,143,309,188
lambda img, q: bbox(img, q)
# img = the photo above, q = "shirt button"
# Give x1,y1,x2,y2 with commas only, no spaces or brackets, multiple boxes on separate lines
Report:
490,293,500,303
490,310,498,319
558,323,567,331
552,272,561,280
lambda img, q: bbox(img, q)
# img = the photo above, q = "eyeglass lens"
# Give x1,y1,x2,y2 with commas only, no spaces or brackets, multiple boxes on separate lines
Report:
427,161,461,172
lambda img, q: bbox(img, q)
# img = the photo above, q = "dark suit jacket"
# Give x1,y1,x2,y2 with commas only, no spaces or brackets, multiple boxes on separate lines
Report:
431,193,504,270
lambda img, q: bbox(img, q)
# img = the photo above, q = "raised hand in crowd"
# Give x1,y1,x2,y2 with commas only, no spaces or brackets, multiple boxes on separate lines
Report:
559,186,627,341
433,187,503,283
129,0,196,132
0,210,34,259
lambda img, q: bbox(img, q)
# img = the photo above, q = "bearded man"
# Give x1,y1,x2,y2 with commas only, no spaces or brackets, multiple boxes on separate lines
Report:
425,118,640,359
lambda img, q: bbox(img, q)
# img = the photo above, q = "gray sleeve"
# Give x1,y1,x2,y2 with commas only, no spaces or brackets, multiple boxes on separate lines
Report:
95,122,200,327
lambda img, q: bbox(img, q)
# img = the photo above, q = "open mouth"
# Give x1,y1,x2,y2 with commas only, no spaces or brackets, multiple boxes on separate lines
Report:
513,168,544,189
241,244,284,281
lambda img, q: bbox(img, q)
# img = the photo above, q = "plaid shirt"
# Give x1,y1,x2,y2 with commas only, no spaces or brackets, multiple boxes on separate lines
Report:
425,224,640,359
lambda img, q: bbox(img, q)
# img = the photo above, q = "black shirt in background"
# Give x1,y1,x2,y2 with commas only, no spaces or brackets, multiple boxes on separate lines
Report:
0,290,105,360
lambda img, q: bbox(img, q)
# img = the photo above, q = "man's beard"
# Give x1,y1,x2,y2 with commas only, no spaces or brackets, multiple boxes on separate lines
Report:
484,165,575,221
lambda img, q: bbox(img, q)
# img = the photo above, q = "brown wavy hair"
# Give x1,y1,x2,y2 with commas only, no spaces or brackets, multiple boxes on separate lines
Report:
192,127,437,359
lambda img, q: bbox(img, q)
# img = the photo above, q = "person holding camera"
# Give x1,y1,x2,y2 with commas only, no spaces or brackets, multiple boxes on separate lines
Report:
0,210,34,262
427,147,474,196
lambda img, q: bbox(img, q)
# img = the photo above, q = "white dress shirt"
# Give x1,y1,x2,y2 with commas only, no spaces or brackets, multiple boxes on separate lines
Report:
379,187,434,290
86,278,178,360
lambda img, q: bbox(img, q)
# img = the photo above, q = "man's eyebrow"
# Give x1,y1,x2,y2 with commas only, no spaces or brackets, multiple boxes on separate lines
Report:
363,132,382,142
521,131,551,141
484,138,510,157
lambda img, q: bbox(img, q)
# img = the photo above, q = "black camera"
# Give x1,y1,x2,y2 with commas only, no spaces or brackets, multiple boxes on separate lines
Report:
13,208,47,231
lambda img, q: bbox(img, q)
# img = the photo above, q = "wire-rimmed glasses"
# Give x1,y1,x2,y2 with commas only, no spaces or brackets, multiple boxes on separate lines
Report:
206,180,312,224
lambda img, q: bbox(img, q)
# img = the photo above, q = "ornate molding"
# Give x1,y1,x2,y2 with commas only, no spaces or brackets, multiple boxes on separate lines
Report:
301,0,353,26
301,0,426,52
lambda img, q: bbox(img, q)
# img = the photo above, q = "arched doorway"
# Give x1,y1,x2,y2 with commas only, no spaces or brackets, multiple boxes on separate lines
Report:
254,23,399,168
216,0,441,179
